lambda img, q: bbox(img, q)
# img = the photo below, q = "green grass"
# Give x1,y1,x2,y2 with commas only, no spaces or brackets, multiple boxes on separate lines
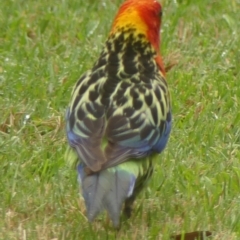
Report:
0,0,240,239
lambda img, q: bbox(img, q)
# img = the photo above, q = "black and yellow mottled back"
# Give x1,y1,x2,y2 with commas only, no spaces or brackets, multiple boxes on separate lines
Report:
66,28,171,172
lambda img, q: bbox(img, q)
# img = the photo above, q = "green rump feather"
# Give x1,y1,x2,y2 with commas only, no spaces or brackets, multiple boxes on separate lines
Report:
65,149,157,227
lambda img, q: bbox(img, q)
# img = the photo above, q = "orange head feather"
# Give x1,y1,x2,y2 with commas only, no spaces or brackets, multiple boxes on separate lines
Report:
110,0,165,75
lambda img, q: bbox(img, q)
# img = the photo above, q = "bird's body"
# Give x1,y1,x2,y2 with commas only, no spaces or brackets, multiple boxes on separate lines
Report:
66,0,171,227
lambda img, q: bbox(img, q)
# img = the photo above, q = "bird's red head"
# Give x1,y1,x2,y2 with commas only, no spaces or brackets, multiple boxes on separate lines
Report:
111,0,162,53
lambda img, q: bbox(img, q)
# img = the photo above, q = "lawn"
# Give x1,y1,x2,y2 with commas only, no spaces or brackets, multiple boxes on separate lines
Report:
0,0,240,239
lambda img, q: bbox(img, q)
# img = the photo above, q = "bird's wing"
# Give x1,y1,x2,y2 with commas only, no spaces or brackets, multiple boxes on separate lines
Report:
66,70,108,172
103,72,171,169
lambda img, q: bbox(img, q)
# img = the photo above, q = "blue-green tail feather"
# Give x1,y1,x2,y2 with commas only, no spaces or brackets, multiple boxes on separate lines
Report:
77,163,137,227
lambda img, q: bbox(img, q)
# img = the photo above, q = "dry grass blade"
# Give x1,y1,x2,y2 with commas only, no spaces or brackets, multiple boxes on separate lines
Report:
171,231,212,240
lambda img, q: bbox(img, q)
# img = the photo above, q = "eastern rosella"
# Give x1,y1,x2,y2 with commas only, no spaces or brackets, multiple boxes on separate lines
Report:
66,0,171,227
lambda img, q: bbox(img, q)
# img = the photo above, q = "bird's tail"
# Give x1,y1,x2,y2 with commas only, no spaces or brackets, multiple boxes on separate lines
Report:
77,163,138,227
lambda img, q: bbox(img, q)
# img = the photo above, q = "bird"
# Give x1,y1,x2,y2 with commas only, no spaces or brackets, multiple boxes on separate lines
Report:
65,0,172,228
